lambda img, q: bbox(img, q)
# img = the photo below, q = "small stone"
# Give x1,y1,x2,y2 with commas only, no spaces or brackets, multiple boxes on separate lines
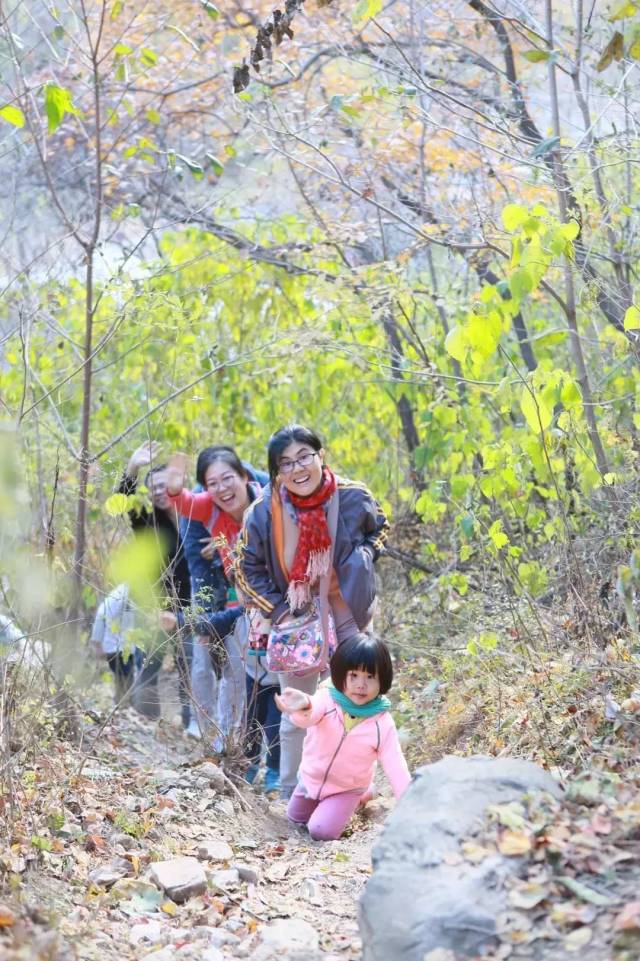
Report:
214,798,234,817
56,822,79,839
197,762,226,792
149,857,207,903
208,929,241,947
142,947,173,961
209,868,240,890
111,832,136,850
234,863,259,884
259,919,319,953
88,860,131,888
129,920,165,945
223,917,245,932
201,949,224,961
197,840,233,862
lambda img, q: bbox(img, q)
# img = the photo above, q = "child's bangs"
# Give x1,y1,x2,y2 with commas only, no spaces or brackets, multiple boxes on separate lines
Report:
344,638,379,676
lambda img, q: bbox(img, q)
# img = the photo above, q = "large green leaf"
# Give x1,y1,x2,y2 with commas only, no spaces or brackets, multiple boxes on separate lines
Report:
0,104,25,128
521,386,552,433
44,84,78,133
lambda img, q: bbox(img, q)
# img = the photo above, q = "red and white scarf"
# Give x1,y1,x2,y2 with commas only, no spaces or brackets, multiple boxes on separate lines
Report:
287,466,337,610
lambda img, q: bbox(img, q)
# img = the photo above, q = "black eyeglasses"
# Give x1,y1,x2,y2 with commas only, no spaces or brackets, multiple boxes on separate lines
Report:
278,451,318,475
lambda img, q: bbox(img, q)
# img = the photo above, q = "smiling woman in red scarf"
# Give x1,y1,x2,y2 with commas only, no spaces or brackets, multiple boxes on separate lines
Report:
236,424,389,800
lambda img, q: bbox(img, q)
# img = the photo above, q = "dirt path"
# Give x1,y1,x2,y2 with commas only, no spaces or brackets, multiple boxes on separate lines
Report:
1,689,393,961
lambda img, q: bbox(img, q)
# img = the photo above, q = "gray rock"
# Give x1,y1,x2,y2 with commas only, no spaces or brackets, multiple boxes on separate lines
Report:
208,929,241,947
197,762,226,792
129,920,165,945
197,839,233,862
149,857,207,903
234,863,259,884
88,859,132,888
214,797,234,817
111,832,136,850
209,867,240,890
359,754,561,961
253,919,319,960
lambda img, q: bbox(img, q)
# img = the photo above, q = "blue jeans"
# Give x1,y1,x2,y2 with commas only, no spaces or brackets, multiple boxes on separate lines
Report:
245,675,281,772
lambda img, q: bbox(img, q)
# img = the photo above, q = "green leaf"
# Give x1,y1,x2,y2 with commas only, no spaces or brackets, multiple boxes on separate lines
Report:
560,378,582,408
531,136,560,159
624,304,640,330
557,876,615,907
201,0,220,17
502,203,528,231
44,84,78,133
140,47,158,67
459,513,475,538
478,631,499,651
522,49,551,62
509,267,533,299
175,153,204,177
353,0,382,21
444,325,467,362
110,0,124,18
205,153,224,175
104,493,130,516
521,386,552,432
609,0,637,20
0,104,25,128
466,639,479,656
488,519,509,550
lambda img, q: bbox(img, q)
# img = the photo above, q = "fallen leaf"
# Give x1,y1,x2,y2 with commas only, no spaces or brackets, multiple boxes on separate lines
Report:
488,802,526,830
551,902,597,926
0,904,15,927
161,900,178,916
498,831,532,856
557,876,615,906
564,927,592,951
508,882,549,910
461,841,494,863
614,901,640,932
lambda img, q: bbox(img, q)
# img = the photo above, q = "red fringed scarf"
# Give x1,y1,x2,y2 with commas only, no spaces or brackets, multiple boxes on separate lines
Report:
212,511,242,581
287,466,337,610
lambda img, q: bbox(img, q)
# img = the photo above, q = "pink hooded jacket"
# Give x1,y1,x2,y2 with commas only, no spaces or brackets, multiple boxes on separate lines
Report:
290,688,411,801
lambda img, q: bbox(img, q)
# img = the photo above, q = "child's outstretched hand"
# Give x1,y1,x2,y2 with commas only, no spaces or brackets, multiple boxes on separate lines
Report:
275,688,311,714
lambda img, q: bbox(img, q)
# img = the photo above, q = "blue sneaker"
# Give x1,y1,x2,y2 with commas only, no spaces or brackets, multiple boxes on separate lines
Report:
264,768,280,794
244,764,260,785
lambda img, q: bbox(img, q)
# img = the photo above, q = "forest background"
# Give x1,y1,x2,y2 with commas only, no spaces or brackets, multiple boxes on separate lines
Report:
2,0,640,777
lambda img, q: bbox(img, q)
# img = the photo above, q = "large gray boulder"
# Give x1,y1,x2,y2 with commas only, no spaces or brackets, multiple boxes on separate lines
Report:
359,755,562,961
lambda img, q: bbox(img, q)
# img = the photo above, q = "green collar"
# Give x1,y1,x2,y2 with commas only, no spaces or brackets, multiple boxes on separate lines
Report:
328,684,391,718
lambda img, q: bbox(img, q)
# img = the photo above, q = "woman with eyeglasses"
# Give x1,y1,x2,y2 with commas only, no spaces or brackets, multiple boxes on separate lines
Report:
163,447,280,787
236,424,389,799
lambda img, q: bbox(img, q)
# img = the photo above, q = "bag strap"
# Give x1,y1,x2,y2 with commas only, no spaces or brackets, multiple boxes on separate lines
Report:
316,491,340,668
318,490,339,602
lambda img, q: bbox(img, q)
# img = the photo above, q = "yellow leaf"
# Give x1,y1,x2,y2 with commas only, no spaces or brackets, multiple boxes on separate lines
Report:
498,830,532,856
565,927,592,951
161,900,178,916
461,841,494,863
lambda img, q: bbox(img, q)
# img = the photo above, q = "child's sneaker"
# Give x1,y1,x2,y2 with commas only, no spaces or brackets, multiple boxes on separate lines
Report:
263,768,280,794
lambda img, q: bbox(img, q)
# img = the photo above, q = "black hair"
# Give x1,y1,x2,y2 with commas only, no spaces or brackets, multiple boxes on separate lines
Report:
196,445,247,487
330,634,393,695
267,424,323,482
144,463,168,487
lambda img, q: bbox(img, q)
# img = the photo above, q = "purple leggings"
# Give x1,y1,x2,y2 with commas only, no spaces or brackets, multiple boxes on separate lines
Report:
287,785,363,841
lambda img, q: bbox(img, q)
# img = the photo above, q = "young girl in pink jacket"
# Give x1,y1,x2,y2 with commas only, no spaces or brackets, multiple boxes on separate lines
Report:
276,634,411,841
